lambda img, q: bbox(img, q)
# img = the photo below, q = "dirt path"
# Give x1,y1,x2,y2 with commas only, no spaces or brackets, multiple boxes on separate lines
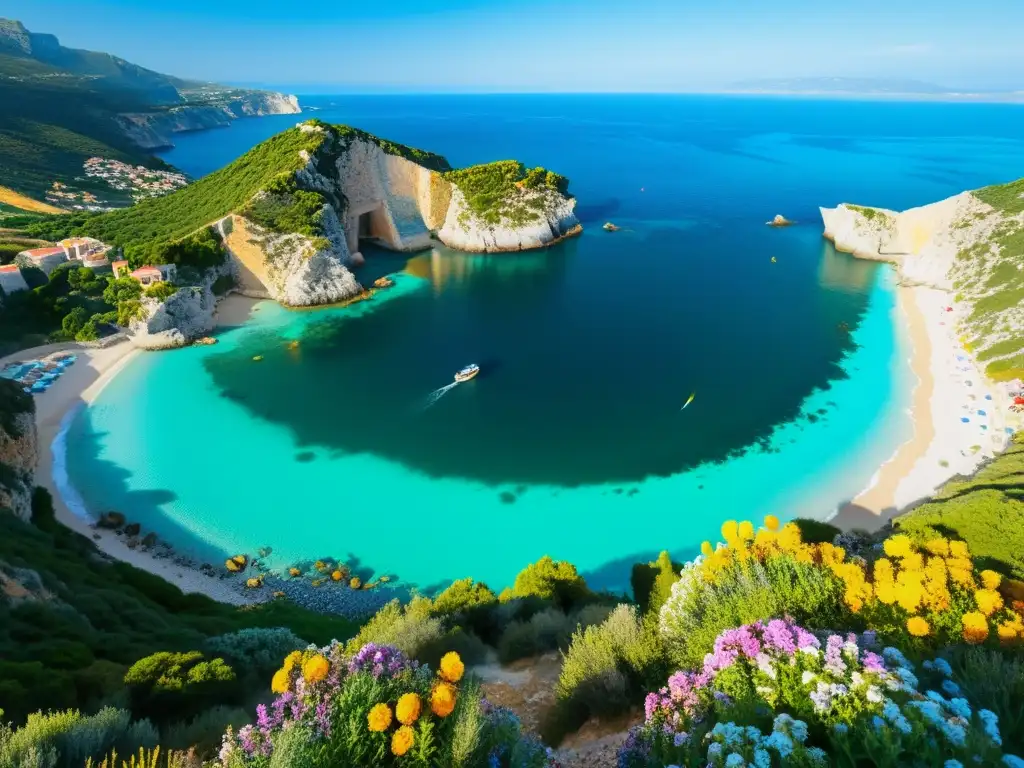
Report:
473,653,639,768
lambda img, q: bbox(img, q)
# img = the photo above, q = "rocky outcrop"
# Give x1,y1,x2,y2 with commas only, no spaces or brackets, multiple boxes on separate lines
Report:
820,194,996,289
0,381,38,522
218,211,363,307
128,285,217,350
438,186,580,253
821,182,1024,375
117,92,301,151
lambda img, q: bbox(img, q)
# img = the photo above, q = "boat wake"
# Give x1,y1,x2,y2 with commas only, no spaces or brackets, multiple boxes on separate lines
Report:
423,382,459,410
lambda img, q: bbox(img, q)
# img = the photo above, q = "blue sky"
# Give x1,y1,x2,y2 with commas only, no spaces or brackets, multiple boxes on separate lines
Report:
6,0,1024,92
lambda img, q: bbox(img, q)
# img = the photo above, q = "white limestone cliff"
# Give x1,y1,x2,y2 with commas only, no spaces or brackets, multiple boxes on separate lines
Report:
128,286,218,350
820,194,998,290
118,92,301,150
438,187,581,253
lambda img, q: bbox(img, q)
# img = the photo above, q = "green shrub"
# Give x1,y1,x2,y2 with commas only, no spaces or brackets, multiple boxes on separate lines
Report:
75,319,100,341
505,556,591,611
792,517,842,544
61,305,88,336
0,707,143,768
432,579,497,617
205,628,306,682
896,434,1024,580
123,652,239,724
547,605,667,743
103,277,143,305
630,551,682,615
345,598,444,661
443,161,570,227
658,556,848,669
144,282,178,301
496,608,575,664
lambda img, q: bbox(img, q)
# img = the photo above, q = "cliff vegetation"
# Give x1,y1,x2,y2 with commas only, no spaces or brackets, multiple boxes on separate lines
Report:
444,160,570,226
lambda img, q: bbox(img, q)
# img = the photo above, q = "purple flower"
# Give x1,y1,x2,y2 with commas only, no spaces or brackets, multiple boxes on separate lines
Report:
862,652,886,673
348,643,414,679
762,620,797,654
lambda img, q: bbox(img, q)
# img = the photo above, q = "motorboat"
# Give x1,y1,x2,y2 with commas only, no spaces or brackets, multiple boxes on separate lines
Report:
454,364,480,383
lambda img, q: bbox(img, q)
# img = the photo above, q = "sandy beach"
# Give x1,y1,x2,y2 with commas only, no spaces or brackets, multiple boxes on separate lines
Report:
2,337,256,605
835,283,1019,529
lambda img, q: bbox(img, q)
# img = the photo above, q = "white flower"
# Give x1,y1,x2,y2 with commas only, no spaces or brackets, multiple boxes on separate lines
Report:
866,686,883,703
850,671,864,687
802,671,816,685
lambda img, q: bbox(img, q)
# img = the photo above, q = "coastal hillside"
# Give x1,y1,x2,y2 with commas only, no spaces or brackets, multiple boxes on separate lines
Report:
27,121,581,315
821,176,1024,381
0,18,299,202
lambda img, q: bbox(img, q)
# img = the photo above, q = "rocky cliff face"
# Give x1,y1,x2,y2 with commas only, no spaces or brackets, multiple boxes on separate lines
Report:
820,194,1000,290
438,187,581,253
821,182,1024,377
117,92,301,151
128,285,217,350
0,381,38,522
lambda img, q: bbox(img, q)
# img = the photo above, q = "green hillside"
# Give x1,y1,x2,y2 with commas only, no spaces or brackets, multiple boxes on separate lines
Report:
25,123,449,266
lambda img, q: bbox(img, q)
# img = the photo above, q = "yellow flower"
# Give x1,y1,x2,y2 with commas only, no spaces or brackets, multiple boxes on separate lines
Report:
901,552,924,573
368,703,393,732
331,570,343,581
764,514,780,532
396,693,421,726
431,682,457,718
949,567,975,588
350,577,362,590
738,521,755,541
997,621,1019,642
980,570,1002,590
283,651,303,672
883,535,913,558
391,725,415,756
778,523,803,551
302,654,330,684
700,540,713,557
439,652,465,683
721,520,738,544
906,616,930,637
975,589,1004,617
876,582,897,605
962,612,990,645
271,668,290,694
924,538,950,557
949,540,970,559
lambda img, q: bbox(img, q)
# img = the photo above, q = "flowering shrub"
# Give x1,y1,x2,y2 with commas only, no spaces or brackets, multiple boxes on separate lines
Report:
217,644,553,767
618,621,1023,767
659,518,1024,666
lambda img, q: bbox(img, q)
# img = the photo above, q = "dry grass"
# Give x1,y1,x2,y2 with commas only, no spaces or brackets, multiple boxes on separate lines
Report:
0,185,65,214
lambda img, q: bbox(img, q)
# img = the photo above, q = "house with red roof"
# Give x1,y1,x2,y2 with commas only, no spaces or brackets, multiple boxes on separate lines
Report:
131,264,176,286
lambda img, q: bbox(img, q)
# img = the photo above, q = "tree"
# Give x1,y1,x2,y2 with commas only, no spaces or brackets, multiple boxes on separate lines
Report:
103,277,142,305
61,306,88,336
75,320,100,342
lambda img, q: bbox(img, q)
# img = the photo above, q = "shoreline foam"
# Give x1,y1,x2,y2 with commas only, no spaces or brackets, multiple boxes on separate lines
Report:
4,338,258,606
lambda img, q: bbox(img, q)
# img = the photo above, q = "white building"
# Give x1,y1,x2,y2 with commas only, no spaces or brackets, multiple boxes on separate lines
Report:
0,264,29,294
60,237,108,261
16,246,67,275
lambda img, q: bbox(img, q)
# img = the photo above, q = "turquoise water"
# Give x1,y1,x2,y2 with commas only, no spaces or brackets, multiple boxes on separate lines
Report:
64,96,1024,592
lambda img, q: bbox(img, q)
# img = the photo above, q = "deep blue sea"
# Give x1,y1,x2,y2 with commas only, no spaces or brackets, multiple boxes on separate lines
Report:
63,95,1024,592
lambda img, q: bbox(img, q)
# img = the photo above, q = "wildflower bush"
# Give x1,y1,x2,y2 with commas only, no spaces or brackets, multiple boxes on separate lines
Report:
501,556,592,611
216,644,553,768
659,517,1024,668
618,620,1023,767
